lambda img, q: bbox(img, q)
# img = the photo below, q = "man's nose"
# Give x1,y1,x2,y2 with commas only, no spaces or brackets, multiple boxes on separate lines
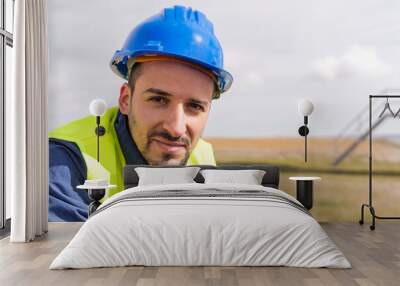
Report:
163,104,187,138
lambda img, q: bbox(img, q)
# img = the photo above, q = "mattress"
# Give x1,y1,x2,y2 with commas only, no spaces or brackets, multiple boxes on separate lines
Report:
50,183,351,269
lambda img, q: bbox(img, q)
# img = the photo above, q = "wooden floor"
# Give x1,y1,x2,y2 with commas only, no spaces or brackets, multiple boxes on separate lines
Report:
0,222,399,286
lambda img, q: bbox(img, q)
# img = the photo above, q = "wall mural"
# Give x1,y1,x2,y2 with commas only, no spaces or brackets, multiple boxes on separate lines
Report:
47,1,400,223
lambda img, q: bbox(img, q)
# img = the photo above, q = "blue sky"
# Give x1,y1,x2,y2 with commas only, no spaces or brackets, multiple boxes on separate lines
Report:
47,0,400,138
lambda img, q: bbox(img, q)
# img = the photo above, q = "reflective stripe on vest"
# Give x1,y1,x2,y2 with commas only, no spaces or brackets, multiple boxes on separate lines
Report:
49,106,216,200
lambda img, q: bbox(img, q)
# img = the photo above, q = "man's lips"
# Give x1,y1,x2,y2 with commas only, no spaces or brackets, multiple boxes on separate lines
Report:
151,138,187,152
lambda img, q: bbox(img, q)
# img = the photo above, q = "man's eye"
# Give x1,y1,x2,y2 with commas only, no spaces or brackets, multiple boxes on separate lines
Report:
149,96,167,104
188,103,204,112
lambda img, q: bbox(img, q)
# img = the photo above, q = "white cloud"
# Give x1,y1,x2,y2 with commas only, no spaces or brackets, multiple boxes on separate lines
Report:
311,56,340,81
310,45,391,81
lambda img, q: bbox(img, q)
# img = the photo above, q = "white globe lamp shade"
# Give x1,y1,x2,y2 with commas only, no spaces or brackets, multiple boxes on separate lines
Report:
89,99,107,116
298,99,314,116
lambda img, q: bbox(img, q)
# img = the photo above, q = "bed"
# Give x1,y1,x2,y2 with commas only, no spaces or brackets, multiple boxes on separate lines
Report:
50,165,351,269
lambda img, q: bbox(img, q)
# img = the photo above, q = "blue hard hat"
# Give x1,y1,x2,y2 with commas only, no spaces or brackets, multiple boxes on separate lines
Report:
110,5,233,96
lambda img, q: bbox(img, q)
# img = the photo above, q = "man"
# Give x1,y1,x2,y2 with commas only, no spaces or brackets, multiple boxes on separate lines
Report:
48,5,233,221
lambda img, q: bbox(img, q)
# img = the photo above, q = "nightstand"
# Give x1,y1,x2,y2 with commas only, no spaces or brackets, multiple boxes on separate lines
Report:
77,179,116,216
289,176,321,210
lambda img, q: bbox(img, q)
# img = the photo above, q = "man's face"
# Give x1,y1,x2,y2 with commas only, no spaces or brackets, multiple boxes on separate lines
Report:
119,60,214,165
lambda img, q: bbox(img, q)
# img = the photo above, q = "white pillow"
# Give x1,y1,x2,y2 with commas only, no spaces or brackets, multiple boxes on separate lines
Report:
135,167,201,186
200,169,266,185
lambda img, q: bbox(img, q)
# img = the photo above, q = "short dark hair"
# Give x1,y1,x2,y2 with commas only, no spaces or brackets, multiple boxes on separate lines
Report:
128,63,143,93
127,62,220,99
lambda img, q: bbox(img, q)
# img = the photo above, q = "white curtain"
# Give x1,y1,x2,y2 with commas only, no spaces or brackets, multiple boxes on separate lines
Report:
7,0,49,242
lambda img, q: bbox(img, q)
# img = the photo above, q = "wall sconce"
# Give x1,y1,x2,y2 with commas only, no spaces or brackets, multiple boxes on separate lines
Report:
78,100,112,216
89,99,107,162
297,99,314,162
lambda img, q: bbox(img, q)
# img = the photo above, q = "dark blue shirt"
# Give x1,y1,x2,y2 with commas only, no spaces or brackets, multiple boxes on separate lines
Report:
48,111,147,222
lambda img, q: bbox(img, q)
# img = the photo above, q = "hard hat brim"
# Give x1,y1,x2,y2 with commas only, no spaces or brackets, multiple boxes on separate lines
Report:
110,50,233,95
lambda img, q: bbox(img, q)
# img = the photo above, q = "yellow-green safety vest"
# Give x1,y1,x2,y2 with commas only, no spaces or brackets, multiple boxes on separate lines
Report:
49,106,216,200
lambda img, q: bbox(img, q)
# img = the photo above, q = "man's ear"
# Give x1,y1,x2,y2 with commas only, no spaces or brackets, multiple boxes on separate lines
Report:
119,83,131,115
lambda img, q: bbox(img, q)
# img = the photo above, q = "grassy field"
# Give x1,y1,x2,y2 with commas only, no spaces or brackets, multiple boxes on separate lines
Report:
207,137,400,173
206,137,400,222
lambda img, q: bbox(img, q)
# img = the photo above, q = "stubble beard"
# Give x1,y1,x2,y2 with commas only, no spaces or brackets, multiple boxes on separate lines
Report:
127,112,191,166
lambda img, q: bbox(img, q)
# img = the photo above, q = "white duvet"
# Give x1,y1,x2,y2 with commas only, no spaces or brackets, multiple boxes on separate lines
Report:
50,183,351,269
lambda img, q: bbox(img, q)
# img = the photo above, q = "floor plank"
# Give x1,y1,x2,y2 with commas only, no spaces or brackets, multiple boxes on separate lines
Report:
0,222,399,286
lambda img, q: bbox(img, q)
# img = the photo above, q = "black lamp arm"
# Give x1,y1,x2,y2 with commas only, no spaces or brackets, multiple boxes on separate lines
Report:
94,116,106,162
298,116,310,162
